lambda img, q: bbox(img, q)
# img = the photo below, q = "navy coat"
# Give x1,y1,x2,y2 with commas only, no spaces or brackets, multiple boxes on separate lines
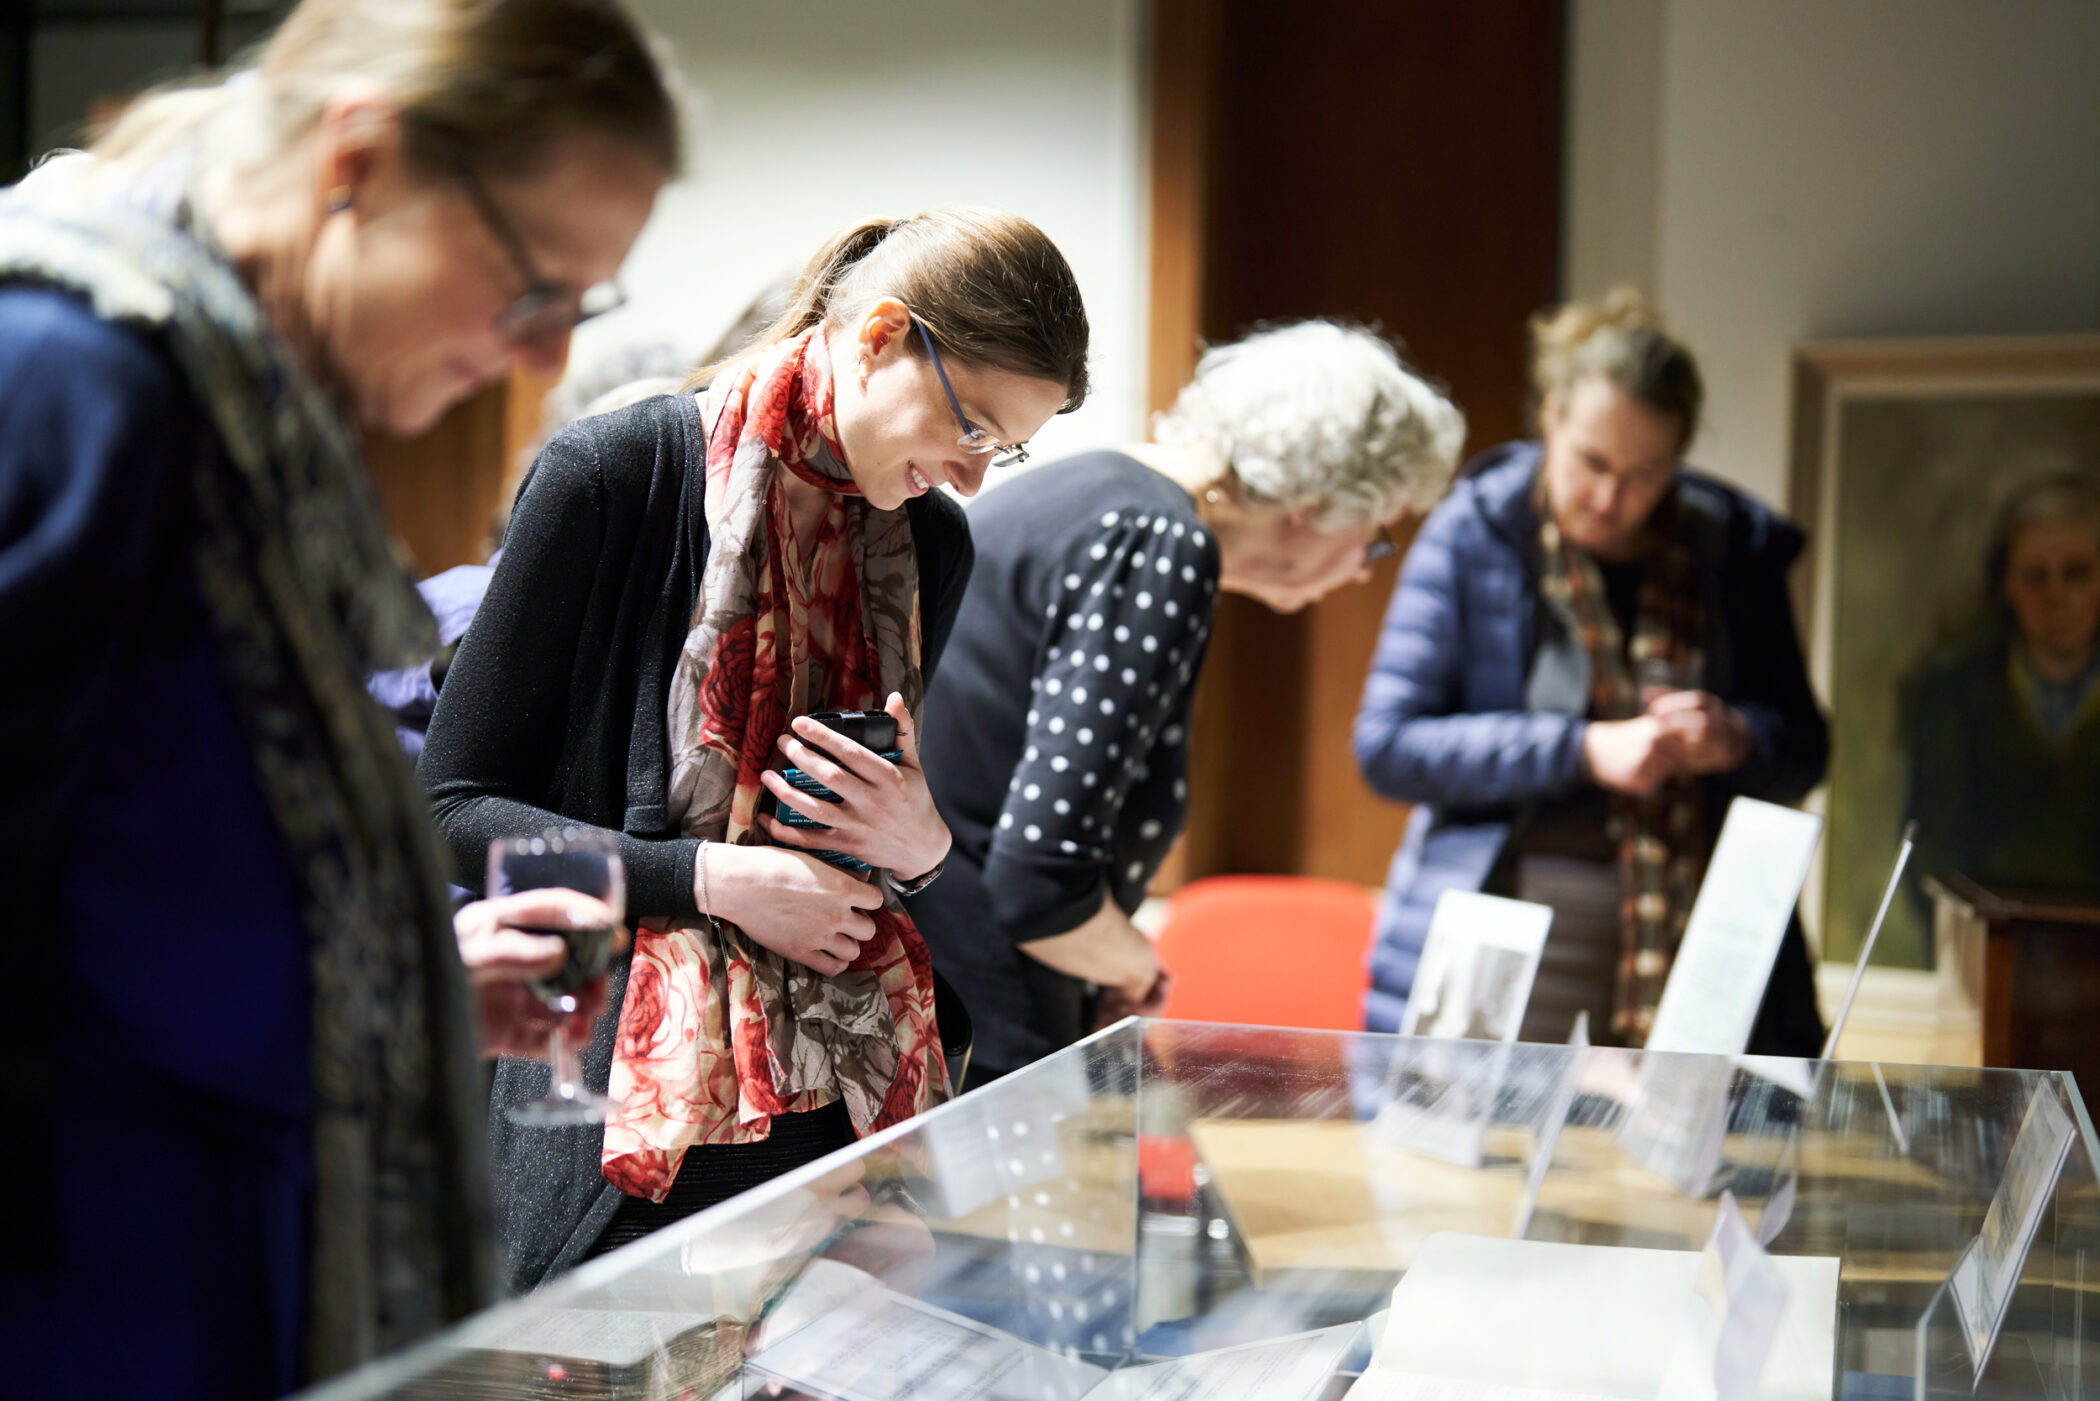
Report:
1354,442,1829,1051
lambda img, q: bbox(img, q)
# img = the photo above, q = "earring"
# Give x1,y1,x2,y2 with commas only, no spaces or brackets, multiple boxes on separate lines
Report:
326,185,351,215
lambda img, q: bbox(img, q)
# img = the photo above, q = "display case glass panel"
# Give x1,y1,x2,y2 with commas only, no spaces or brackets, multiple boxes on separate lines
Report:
298,1020,2100,1400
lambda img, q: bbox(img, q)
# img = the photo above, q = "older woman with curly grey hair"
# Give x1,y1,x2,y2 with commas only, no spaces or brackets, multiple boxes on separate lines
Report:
907,319,1465,1085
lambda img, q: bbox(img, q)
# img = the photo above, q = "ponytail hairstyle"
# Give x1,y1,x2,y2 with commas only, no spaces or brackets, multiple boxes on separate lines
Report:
1530,287,1703,452
90,0,680,190
689,207,1091,411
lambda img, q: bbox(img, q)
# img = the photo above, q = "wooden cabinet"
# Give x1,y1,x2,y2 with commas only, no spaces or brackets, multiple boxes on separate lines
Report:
361,367,557,576
1933,874,2100,1093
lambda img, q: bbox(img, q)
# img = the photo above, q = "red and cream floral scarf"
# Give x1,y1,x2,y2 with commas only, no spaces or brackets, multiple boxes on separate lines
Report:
602,326,946,1202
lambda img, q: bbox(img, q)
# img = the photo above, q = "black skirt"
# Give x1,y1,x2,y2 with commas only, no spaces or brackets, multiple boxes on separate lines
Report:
584,1099,856,1259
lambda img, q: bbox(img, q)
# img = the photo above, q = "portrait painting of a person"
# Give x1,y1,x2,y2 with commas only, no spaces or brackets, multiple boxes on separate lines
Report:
1904,470,2100,896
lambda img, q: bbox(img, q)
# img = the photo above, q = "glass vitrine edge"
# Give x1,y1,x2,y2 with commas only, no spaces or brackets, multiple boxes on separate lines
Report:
292,1019,1148,1397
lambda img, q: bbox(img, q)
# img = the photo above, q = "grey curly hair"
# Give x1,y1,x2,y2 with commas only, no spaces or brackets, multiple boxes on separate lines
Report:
1153,320,1466,529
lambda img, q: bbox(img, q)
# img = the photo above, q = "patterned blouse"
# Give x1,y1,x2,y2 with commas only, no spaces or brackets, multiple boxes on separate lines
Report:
908,452,1219,1074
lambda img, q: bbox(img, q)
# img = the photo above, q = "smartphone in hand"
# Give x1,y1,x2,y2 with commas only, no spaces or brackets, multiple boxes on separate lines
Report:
773,710,903,871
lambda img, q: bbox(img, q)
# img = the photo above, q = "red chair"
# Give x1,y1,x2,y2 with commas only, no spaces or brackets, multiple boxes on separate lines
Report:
1152,875,1378,1030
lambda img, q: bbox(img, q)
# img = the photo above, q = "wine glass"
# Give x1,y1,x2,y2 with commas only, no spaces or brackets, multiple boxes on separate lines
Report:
489,826,626,1126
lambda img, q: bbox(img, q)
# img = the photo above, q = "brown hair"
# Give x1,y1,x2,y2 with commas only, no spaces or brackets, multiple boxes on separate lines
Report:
1530,287,1703,450
93,0,680,185
688,207,1091,411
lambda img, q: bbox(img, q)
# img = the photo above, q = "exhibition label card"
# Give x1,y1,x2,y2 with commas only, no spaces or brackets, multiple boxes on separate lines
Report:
1647,799,1822,1057
1344,1375,1616,1401
1379,888,1551,1172
1949,1084,2076,1380
1657,1193,1792,1401
1371,1035,1509,1169
1085,1323,1360,1401
1512,1012,1589,1241
1400,891,1554,1043
748,1260,1104,1401
1616,1053,1737,1198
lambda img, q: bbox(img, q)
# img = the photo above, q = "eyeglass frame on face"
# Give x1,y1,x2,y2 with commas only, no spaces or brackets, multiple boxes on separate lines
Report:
1365,522,1399,567
442,147,627,345
911,317,1031,469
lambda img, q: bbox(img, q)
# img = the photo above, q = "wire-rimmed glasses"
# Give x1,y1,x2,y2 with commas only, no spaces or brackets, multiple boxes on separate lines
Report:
446,149,627,346
1365,523,1400,567
912,317,1031,469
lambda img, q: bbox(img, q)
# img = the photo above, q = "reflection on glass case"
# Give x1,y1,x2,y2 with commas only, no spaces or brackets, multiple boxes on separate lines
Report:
299,1021,2100,1400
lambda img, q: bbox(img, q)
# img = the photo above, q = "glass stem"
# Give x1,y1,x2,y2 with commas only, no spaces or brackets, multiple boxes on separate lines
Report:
549,1015,583,1100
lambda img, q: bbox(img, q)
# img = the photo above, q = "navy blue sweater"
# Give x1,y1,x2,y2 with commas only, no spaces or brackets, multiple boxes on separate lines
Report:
0,287,312,1399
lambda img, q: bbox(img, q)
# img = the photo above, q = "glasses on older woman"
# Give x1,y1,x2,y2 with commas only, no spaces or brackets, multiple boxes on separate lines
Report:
1365,523,1399,566
447,150,627,345
913,317,1031,469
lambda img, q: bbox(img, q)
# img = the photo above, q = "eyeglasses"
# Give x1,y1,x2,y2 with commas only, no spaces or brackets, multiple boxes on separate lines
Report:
1365,523,1399,567
447,150,626,344
913,318,1030,469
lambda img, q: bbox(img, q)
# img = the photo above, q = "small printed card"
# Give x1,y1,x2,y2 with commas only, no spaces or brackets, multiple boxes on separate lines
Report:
1399,891,1554,1044
1658,1193,1793,1401
1646,799,1822,1057
1948,1084,2076,1380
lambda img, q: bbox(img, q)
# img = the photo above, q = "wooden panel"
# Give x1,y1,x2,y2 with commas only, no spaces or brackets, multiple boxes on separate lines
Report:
1144,0,1219,421
1175,0,1566,885
1983,930,2014,1068
362,381,510,575
1299,517,1421,882
1142,0,1221,895
361,364,560,577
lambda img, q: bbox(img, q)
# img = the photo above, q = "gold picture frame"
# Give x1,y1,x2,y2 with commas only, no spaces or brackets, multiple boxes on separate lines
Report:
1789,334,2100,966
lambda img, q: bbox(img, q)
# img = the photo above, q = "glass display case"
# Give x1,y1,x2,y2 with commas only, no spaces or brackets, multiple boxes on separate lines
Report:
299,1020,2100,1400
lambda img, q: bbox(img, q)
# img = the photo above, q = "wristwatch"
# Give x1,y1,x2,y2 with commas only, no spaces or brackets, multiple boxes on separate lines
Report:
887,858,945,897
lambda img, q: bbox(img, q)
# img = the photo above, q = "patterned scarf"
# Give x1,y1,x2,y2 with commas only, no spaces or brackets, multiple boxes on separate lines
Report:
1535,473,1708,1045
603,326,947,1202
0,162,489,1376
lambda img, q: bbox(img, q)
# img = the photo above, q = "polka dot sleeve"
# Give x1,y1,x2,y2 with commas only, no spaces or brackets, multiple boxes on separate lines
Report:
978,507,1219,944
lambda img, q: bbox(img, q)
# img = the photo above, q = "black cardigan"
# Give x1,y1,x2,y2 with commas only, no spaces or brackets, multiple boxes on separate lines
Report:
417,392,972,1289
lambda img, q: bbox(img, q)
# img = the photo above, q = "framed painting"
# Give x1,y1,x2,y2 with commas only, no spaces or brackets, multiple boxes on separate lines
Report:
1789,335,2100,967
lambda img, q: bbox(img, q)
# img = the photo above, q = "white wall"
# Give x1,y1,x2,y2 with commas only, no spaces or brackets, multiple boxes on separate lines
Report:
579,0,1149,456
1566,0,2100,506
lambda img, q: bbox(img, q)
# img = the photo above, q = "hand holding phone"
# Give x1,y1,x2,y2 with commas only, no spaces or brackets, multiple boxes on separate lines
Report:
759,693,951,882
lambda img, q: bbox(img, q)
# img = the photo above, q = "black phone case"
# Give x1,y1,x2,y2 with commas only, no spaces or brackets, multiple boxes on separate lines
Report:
762,710,903,872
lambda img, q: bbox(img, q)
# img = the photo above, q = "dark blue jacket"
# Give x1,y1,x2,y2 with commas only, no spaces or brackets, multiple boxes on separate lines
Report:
1354,442,1829,1047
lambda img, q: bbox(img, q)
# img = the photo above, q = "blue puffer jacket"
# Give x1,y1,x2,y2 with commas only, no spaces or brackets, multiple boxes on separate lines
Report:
1354,442,1830,1050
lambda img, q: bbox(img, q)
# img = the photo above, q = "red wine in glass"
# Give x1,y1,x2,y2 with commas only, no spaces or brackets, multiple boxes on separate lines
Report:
488,827,626,1126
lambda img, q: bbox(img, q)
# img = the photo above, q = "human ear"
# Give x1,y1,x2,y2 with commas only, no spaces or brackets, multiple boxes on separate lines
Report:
314,92,404,215
854,296,914,379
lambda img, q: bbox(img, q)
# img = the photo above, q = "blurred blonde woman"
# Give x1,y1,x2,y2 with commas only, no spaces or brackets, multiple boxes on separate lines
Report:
1356,291,1828,1052
0,0,677,1392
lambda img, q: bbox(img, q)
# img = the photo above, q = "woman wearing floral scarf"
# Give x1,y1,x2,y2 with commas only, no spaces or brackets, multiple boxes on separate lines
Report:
419,208,1090,1286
